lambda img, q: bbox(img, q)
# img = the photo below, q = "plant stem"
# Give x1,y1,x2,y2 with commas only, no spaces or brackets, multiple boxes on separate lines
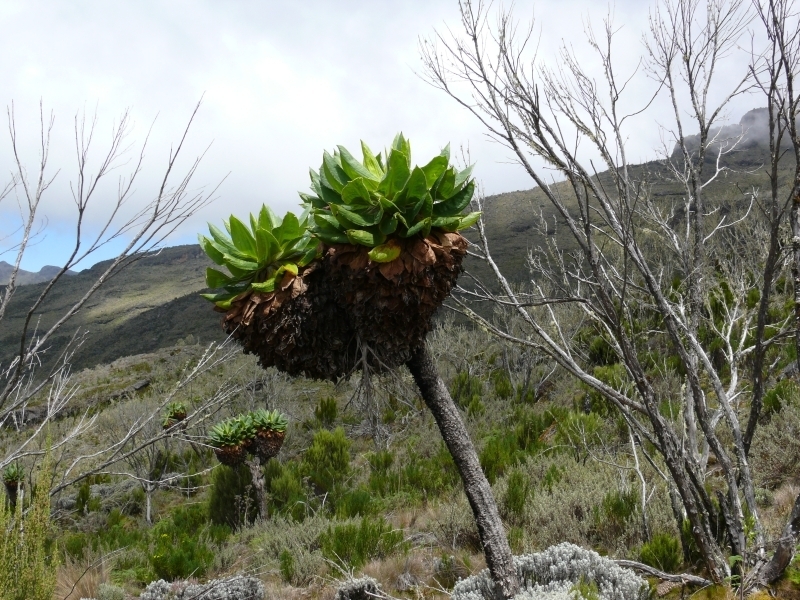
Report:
407,345,519,600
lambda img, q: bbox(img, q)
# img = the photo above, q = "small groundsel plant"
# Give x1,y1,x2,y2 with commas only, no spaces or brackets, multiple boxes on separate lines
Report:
302,133,480,259
199,205,320,309
162,401,187,428
251,408,288,434
450,543,649,600
250,408,288,460
2,463,23,490
209,410,289,465
208,416,252,466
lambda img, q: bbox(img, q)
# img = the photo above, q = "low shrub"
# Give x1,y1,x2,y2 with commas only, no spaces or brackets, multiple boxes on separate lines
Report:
492,369,514,400
336,485,376,518
639,532,682,573
302,427,351,494
320,516,406,569
208,464,258,528
451,371,484,410
314,396,338,427
502,469,531,524
268,462,307,520
148,505,225,581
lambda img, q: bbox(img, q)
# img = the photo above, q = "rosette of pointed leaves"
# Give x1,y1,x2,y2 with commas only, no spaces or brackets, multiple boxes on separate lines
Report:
198,205,321,309
250,409,288,433
2,463,23,485
301,134,480,263
208,417,251,448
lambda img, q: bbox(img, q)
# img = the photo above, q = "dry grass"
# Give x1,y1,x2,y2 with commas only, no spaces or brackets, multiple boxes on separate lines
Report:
54,554,109,600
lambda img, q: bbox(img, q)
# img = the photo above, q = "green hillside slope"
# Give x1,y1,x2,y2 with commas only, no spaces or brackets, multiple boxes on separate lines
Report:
0,111,790,372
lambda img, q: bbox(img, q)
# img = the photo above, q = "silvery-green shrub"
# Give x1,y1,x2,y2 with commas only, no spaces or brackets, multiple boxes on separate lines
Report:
450,543,649,600
139,575,264,600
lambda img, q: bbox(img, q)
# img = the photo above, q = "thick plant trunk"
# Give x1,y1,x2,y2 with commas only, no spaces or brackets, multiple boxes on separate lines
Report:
245,457,267,519
407,346,519,600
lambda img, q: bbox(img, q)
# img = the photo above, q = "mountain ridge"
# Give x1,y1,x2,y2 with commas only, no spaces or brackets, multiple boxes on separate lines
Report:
0,260,76,286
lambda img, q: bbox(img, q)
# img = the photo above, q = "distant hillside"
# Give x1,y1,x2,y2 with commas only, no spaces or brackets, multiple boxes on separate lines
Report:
0,261,76,286
0,109,790,372
0,245,219,370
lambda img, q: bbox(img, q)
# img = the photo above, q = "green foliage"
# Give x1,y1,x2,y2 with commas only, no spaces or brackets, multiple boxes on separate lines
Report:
0,456,57,600
303,134,480,252
75,481,91,515
639,532,682,573
491,369,514,399
162,401,187,427
208,464,258,528
302,427,351,494
2,463,23,485
319,516,405,569
367,450,395,496
503,468,531,524
208,416,251,448
335,486,376,518
199,206,320,308
480,431,519,484
451,371,483,410
268,462,306,520
542,464,563,493
596,489,638,530
479,407,563,483
148,504,226,581
250,408,288,433
279,549,296,584
588,335,616,366
570,577,601,600
763,379,799,416
314,396,338,427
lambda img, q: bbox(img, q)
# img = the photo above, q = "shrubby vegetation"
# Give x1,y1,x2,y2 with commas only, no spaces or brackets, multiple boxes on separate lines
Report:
1,318,795,598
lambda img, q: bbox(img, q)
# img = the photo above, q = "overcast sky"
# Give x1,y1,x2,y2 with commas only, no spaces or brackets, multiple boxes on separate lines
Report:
0,0,764,272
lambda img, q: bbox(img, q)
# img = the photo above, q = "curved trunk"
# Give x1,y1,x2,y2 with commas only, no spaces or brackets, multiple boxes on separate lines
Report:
407,346,519,600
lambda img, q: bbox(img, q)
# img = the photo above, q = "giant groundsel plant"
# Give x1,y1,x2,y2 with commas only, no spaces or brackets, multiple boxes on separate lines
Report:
198,206,320,308
301,133,480,262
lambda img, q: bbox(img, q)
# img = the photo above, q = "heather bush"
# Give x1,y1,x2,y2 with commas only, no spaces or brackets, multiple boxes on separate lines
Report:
639,532,682,573
96,582,126,600
0,457,57,600
208,464,258,528
314,396,338,427
148,505,227,580
320,516,406,569
302,427,351,494
451,371,484,410
751,402,800,489
502,468,531,525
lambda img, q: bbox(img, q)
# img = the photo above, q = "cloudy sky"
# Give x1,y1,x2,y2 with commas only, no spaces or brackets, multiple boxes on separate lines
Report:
0,0,763,271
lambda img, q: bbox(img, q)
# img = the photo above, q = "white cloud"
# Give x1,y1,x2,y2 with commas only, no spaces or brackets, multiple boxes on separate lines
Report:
0,0,765,270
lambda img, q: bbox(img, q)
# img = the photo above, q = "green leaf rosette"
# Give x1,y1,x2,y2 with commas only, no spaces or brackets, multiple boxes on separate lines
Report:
301,134,480,263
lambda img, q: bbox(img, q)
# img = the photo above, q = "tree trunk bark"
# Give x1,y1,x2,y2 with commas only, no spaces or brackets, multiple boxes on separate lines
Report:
757,490,800,584
245,457,267,519
407,346,519,600
791,191,800,375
